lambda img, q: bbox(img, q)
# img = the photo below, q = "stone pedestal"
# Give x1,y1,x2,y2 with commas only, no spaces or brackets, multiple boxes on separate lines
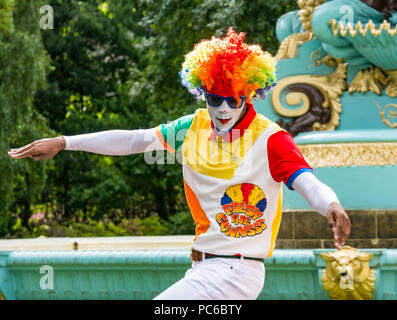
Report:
276,210,397,249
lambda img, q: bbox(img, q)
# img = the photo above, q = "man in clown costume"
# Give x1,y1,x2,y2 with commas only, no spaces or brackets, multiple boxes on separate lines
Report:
9,28,351,300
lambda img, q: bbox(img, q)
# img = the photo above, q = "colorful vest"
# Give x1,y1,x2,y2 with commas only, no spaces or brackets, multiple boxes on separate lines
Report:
156,108,283,259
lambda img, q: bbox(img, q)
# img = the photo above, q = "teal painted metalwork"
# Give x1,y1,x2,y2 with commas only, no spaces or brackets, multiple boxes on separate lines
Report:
294,130,397,145
252,1,397,212
2,250,190,300
283,166,397,210
311,0,397,70
254,43,397,132
0,252,16,300
1,249,397,300
254,1,397,132
260,250,328,300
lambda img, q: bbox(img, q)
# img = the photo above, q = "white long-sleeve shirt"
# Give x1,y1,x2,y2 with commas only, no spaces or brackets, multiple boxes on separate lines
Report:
62,128,340,216
63,128,164,155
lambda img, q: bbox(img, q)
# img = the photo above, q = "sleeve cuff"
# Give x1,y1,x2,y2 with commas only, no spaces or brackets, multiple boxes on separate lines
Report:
62,135,71,150
286,168,314,190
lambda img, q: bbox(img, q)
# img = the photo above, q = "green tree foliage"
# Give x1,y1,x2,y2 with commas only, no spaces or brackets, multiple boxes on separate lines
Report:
0,0,50,235
4,0,298,237
0,0,14,37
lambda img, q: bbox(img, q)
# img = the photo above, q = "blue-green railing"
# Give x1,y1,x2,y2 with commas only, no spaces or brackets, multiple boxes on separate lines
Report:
1,248,397,300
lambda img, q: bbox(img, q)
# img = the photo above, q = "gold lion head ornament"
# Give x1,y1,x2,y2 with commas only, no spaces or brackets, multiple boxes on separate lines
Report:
321,246,375,300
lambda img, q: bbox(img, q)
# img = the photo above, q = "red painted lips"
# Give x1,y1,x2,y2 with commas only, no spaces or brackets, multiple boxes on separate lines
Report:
217,118,231,124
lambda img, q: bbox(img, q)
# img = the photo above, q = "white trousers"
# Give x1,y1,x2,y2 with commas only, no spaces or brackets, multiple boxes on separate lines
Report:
153,257,265,300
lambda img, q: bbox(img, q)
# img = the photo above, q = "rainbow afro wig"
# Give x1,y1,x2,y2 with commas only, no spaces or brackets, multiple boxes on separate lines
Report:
180,27,276,104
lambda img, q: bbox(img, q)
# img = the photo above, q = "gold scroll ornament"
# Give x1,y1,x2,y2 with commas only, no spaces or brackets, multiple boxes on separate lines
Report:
273,0,348,132
271,58,347,131
321,246,375,300
377,102,397,128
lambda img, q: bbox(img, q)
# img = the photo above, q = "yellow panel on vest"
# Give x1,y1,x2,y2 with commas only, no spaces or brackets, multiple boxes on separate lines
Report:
182,109,277,180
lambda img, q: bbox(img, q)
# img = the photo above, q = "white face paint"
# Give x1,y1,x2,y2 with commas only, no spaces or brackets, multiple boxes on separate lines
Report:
206,99,246,135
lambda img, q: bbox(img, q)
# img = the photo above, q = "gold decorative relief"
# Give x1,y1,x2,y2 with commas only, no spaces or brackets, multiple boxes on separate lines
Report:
275,0,326,61
275,32,314,61
298,0,326,32
310,50,338,68
385,70,397,98
377,102,397,128
330,19,397,38
298,142,397,167
271,58,347,131
348,67,388,96
321,246,375,300
329,19,397,97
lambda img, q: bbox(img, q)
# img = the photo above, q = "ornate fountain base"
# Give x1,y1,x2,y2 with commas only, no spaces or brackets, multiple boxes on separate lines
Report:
0,238,396,300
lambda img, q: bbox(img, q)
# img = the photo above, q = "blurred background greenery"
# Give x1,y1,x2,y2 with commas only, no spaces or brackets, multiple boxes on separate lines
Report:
0,0,298,238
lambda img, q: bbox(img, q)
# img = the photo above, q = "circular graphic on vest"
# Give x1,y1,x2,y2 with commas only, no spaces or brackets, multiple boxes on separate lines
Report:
216,183,267,238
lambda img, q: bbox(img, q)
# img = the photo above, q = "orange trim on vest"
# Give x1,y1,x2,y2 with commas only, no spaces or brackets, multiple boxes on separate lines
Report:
155,126,176,153
184,180,211,241
266,186,283,258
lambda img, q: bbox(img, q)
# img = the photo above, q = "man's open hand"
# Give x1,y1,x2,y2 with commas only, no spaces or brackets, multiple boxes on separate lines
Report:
8,136,66,161
326,202,351,249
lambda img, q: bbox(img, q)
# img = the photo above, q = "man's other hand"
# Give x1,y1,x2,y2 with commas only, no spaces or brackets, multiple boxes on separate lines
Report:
326,202,351,249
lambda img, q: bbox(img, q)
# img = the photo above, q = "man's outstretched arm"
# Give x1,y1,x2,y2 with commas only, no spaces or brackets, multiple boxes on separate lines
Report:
291,172,351,250
8,128,164,161
267,130,351,250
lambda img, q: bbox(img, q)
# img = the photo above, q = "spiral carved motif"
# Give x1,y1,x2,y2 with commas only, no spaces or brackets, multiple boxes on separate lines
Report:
272,58,347,134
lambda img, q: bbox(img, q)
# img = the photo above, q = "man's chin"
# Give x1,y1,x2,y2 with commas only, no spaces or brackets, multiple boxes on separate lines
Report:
215,125,232,135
